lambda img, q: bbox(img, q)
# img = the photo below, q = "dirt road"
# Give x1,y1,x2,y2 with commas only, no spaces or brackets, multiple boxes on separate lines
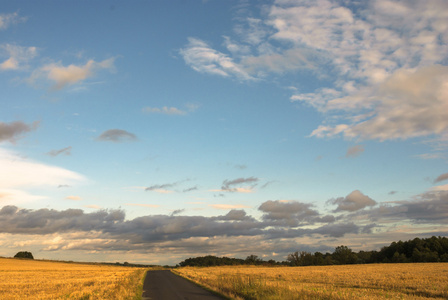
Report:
142,270,225,300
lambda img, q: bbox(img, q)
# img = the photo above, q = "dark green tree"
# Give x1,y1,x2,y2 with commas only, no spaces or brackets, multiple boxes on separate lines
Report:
332,246,357,264
14,251,34,259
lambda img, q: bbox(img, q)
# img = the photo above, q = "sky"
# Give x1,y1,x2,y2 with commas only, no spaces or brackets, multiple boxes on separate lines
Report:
1,0,448,265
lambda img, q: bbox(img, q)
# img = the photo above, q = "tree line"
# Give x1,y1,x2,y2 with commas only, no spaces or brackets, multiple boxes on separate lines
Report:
178,236,448,267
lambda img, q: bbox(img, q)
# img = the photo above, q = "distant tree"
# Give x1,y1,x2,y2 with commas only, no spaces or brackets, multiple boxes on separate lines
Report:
245,254,262,265
287,251,301,266
14,251,34,259
332,246,357,264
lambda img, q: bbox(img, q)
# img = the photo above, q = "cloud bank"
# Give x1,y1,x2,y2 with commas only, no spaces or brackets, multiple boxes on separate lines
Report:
2,190,447,264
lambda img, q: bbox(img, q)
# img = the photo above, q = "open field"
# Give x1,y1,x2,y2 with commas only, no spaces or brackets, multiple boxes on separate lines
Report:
173,263,448,299
0,258,147,299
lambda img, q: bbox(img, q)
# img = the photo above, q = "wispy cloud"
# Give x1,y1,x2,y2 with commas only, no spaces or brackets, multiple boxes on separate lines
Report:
346,145,364,158
145,179,195,194
221,177,259,193
180,37,254,81
65,195,82,201
0,12,26,30
96,129,137,143
0,148,85,204
46,146,72,157
0,44,37,71
142,103,199,116
83,205,101,209
142,106,187,115
209,204,251,210
145,182,177,193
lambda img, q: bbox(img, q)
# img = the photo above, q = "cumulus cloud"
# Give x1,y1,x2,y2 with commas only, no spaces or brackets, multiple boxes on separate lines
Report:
259,200,319,226
328,190,377,212
96,129,137,143
358,191,448,224
0,121,39,143
46,146,72,157
218,209,250,221
0,44,37,71
29,58,115,90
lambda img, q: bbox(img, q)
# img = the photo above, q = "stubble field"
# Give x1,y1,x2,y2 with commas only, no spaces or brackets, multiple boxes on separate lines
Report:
0,258,147,299
173,263,448,299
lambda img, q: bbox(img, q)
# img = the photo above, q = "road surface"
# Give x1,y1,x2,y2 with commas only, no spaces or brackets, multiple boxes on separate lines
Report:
142,270,225,300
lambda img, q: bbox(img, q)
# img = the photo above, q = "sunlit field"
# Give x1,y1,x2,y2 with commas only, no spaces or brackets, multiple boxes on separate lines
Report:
0,258,147,299
173,263,448,299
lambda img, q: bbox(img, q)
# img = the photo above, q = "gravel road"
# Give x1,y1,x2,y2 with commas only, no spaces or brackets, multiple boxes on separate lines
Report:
142,270,225,300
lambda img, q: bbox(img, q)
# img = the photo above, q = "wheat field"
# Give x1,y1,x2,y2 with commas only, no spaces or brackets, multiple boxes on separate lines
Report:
173,263,448,299
0,258,147,299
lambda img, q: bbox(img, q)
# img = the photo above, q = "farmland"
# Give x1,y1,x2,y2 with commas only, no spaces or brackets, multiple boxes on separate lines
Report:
0,258,147,299
173,263,448,299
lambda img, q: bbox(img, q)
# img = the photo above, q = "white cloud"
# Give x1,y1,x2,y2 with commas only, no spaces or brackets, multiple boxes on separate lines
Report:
312,65,448,141
0,148,85,204
0,44,37,71
29,58,115,90
180,37,254,81
142,106,187,115
209,204,251,210
181,0,448,144
0,12,26,30
65,195,82,201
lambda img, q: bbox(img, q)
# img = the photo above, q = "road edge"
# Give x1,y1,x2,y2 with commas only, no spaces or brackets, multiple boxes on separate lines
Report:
169,269,232,300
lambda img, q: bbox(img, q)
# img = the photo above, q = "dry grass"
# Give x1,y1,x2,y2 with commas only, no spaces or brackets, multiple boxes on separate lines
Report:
173,263,448,299
0,257,147,299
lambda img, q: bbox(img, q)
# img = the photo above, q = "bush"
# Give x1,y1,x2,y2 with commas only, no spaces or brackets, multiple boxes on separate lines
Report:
14,251,34,259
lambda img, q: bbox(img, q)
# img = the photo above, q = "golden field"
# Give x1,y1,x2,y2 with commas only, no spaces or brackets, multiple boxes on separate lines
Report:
0,258,147,299
173,263,448,299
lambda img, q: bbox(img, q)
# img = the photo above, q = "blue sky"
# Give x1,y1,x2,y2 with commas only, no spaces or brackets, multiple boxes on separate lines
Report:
1,0,448,265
